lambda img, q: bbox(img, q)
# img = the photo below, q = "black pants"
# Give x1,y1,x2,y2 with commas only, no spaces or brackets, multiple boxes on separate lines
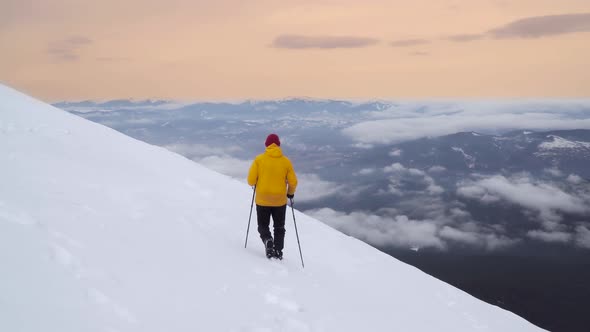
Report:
256,204,286,251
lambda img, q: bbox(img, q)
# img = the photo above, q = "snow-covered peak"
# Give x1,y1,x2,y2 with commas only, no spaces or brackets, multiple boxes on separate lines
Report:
0,84,544,331
538,135,590,150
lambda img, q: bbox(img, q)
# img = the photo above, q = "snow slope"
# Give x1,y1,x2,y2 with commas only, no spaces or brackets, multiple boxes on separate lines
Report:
0,84,544,332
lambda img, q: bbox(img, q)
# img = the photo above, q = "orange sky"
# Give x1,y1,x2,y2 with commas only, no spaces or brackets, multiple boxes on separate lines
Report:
1,0,589,101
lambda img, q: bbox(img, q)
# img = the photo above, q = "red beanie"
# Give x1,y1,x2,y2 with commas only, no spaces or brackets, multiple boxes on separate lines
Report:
265,133,280,147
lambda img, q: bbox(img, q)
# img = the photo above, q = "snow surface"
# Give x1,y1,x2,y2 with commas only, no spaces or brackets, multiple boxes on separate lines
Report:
0,84,545,332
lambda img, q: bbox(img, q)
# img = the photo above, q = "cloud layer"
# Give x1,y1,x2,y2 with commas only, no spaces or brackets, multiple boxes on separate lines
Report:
305,207,517,251
295,174,345,202
457,173,590,248
342,100,590,144
457,174,588,218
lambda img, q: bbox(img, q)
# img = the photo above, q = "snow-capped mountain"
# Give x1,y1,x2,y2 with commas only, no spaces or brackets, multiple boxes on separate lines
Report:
0,84,546,331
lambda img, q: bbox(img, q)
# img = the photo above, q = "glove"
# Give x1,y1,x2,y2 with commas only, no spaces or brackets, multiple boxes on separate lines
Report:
287,193,294,199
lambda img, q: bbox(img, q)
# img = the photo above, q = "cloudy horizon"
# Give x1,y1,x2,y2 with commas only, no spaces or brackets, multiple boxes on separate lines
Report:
58,98,590,253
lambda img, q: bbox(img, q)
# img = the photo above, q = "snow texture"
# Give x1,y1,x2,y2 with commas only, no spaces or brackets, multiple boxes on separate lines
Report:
0,84,545,331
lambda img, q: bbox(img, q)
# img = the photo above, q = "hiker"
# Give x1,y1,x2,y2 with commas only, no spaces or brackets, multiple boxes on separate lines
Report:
247,133,298,259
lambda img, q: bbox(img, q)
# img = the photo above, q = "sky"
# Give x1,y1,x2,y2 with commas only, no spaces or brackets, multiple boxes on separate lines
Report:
1,0,590,101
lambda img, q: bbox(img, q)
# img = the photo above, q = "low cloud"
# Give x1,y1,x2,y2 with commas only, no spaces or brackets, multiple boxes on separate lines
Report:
544,167,563,177
165,144,248,180
440,226,517,250
390,39,430,47
197,155,252,180
567,174,584,184
352,142,374,149
342,100,590,144
272,34,379,49
457,174,589,226
527,230,572,243
165,143,242,159
526,225,590,249
428,165,447,173
383,163,444,196
354,168,376,176
383,162,406,173
389,149,402,157
575,225,590,249
295,173,345,202
47,35,92,62
306,208,517,251
488,13,590,39
306,208,445,249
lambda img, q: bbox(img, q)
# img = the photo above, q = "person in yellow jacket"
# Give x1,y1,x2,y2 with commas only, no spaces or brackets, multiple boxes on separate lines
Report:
247,133,298,259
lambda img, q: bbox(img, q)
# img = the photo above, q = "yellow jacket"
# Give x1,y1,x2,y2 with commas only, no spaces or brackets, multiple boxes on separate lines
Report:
247,144,298,206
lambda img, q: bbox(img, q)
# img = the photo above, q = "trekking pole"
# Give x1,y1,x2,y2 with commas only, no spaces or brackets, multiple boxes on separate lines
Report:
244,186,256,248
290,198,305,268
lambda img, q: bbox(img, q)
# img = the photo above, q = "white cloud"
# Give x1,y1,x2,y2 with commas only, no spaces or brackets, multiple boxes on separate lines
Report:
408,168,426,176
355,168,376,176
125,118,159,125
457,185,501,203
342,100,590,144
484,234,520,251
295,174,344,202
439,226,518,250
424,175,444,195
439,226,480,245
165,144,248,181
165,143,242,159
543,168,563,177
457,175,589,223
306,208,445,249
383,163,405,173
389,149,402,156
387,179,403,196
567,174,583,184
306,208,518,251
527,230,572,243
352,142,374,149
382,163,444,195
428,165,447,173
575,225,590,249
197,155,251,180
449,207,471,219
